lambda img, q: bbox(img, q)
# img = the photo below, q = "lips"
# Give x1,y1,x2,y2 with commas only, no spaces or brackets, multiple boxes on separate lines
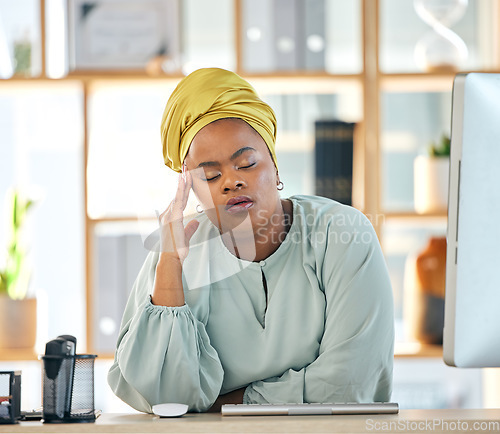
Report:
225,196,254,213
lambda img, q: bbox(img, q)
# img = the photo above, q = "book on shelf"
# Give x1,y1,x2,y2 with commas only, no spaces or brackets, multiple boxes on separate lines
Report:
304,0,326,70
314,120,355,206
273,0,300,70
241,0,275,72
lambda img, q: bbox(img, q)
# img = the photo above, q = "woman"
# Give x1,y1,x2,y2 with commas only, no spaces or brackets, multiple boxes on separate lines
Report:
108,68,394,413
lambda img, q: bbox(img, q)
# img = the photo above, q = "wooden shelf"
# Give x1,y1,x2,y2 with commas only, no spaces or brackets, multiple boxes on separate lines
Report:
0,74,182,85
0,70,361,81
8,69,500,95
394,342,443,359
382,211,448,219
88,216,157,224
381,69,500,78
0,344,443,362
381,74,455,93
87,211,447,225
380,70,500,93
0,73,362,98
103,343,443,360
3,0,495,360
0,348,39,362
246,75,362,95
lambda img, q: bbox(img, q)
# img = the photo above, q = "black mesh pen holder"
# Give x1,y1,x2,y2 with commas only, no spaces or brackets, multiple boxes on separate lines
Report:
0,371,21,424
41,354,97,423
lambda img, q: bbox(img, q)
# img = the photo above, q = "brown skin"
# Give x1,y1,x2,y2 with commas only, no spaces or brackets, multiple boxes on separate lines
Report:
152,118,292,408
151,165,199,307
185,118,292,261
206,387,246,412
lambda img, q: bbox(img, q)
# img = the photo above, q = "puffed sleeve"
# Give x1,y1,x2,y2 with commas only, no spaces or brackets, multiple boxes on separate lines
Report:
243,207,394,404
107,251,224,413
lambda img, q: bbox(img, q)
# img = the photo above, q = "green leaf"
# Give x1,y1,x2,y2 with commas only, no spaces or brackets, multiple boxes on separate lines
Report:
0,272,7,293
1,188,35,299
428,134,451,157
12,191,19,228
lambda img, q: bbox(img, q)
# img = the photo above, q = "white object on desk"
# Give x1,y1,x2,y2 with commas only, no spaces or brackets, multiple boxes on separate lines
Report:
152,403,188,418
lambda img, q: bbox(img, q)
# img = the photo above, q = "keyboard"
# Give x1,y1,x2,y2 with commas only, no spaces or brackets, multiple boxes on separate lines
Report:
221,402,399,416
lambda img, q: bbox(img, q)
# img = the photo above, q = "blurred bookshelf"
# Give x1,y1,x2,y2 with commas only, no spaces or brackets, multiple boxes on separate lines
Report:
0,0,499,360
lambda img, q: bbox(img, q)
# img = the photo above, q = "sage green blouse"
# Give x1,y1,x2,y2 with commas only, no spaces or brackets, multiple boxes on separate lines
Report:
108,195,394,412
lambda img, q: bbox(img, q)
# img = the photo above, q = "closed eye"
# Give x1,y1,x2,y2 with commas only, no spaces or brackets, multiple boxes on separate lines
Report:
202,162,255,181
203,174,220,182
239,162,256,169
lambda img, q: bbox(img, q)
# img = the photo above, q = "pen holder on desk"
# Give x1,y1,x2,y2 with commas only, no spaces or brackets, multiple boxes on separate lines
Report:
0,371,21,424
41,354,97,423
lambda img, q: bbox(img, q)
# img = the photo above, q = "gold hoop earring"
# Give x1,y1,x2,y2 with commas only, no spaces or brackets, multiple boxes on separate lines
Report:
277,181,284,191
196,204,203,213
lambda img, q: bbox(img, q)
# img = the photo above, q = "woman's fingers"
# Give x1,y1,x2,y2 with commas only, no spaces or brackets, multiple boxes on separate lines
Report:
185,219,200,243
169,165,189,219
160,165,191,220
175,219,200,260
158,164,196,263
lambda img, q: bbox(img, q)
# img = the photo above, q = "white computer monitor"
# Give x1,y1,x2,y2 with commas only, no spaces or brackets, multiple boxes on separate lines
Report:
443,73,500,368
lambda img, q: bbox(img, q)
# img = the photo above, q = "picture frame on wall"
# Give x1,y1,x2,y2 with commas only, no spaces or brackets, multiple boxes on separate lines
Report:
67,0,180,71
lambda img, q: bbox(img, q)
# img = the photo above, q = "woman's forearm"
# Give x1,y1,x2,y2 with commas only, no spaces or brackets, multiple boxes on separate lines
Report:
207,388,246,412
151,253,185,306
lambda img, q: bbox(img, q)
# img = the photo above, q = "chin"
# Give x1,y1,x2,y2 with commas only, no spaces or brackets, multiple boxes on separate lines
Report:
205,205,253,233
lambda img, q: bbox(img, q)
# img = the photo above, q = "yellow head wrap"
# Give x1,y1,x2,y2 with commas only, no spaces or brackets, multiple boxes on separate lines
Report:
161,68,278,173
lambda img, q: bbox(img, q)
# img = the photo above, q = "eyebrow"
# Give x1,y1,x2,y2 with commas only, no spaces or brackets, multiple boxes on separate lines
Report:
197,147,256,168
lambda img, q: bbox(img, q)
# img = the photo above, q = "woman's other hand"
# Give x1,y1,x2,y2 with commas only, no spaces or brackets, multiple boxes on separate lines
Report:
207,388,246,413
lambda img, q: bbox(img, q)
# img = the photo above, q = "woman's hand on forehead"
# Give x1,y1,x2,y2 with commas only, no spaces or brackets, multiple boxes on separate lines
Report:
156,163,199,264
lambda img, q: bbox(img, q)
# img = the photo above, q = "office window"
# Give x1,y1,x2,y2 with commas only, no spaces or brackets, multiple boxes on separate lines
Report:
0,82,84,344
86,80,182,220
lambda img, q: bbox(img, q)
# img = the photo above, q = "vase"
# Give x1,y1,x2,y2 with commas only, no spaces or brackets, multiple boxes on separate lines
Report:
414,155,449,214
0,296,37,350
404,236,447,345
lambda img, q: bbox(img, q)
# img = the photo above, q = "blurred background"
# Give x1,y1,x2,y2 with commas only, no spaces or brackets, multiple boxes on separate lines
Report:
0,0,499,413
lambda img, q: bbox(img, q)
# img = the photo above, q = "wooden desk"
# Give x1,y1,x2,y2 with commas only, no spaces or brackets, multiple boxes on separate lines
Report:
1,410,499,433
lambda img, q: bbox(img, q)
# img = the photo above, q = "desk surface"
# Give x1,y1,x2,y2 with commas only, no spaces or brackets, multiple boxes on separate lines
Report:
1,410,499,433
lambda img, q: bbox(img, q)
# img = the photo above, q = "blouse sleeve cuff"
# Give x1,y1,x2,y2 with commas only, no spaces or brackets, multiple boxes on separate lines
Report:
145,294,189,314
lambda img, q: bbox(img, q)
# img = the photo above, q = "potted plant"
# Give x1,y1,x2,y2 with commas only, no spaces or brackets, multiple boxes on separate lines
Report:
414,134,450,214
0,189,37,351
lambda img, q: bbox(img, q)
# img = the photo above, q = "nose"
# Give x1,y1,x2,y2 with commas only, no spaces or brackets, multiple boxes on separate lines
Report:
221,171,246,193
